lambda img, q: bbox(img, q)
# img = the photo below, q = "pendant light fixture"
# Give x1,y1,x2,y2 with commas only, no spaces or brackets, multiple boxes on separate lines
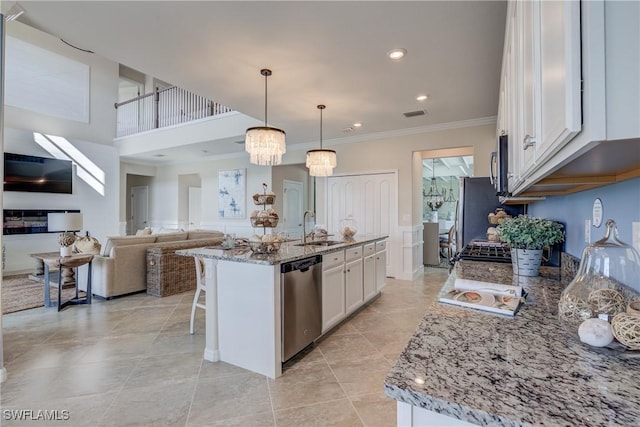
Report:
306,104,337,177
245,69,286,166
444,176,457,203
424,158,444,211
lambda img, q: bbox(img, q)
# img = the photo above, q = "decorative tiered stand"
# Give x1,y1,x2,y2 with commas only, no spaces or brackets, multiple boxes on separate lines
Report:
248,183,282,253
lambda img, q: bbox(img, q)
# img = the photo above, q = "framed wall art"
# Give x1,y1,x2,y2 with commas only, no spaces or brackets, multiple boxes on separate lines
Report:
218,169,246,218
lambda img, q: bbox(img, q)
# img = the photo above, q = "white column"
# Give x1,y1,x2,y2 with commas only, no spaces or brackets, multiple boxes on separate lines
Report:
203,258,220,362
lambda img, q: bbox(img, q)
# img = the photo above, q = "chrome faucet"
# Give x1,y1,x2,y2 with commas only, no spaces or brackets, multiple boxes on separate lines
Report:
302,210,315,244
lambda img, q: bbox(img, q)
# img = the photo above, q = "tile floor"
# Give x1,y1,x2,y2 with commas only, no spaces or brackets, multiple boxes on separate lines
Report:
0,267,448,427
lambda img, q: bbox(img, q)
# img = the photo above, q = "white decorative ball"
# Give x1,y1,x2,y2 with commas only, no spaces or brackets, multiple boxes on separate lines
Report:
578,318,614,347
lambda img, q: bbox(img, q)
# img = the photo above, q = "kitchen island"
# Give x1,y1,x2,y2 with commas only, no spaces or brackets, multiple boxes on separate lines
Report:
384,260,640,427
177,234,387,379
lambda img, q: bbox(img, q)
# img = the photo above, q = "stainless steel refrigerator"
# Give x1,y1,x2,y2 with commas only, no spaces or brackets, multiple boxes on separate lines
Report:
455,177,524,249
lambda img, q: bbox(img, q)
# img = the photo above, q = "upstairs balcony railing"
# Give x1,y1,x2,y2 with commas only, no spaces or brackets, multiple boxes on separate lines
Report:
114,86,233,138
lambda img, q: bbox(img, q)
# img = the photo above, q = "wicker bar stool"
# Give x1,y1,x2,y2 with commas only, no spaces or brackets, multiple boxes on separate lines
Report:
189,257,206,334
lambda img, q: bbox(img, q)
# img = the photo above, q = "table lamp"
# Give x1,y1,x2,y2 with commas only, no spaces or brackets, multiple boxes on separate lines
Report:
48,212,83,256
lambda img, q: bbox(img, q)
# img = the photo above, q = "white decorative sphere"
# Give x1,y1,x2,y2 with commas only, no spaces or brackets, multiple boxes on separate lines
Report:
578,318,614,347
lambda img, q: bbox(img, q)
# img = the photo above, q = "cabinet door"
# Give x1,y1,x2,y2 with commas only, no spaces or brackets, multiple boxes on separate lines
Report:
363,254,376,302
518,0,540,175
536,0,581,162
345,258,363,315
375,250,387,292
322,264,345,333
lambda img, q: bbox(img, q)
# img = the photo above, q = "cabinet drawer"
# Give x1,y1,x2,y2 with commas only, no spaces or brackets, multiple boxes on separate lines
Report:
363,243,376,257
375,240,387,252
345,246,363,262
323,250,345,270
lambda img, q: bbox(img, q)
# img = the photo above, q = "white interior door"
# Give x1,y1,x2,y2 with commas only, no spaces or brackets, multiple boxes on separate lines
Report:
188,186,202,230
131,185,149,234
283,180,303,238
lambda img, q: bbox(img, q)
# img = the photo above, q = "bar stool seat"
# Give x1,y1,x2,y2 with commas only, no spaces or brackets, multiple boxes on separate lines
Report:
190,257,206,334
43,254,94,311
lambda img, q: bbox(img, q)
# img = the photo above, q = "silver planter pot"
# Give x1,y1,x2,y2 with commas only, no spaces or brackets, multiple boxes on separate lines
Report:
511,248,543,276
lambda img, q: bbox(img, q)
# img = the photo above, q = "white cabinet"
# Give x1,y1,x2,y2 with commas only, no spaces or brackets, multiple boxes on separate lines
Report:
345,246,363,315
321,240,386,334
500,0,581,193
322,251,345,333
375,241,387,292
535,0,582,162
499,0,640,197
363,254,376,302
397,402,477,427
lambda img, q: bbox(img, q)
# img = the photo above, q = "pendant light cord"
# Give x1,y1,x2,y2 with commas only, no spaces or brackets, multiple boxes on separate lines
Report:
264,74,268,126
320,108,323,149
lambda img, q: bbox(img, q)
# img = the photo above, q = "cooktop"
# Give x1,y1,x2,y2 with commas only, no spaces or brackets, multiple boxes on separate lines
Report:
457,241,512,263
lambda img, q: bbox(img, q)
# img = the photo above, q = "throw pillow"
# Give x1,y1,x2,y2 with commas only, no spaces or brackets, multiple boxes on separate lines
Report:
136,228,152,236
74,235,102,255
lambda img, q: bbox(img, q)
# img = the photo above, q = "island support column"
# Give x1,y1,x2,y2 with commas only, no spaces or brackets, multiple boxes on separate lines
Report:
203,258,220,362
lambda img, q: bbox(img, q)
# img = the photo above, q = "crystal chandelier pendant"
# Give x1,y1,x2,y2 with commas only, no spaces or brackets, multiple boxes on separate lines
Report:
245,69,286,166
306,105,337,176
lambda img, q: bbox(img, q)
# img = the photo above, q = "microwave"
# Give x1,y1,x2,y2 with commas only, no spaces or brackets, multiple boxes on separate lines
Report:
490,134,509,196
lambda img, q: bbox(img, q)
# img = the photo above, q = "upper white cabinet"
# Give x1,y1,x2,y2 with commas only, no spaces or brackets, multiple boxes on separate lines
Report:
499,0,581,192
500,0,640,196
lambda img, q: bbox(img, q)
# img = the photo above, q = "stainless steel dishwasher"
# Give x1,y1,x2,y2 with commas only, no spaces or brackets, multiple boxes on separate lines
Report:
281,255,322,362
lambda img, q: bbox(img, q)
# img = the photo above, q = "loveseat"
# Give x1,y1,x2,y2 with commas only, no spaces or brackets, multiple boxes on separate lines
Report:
90,230,224,298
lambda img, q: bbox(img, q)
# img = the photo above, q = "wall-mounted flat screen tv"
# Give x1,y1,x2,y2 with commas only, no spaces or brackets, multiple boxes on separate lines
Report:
4,152,73,194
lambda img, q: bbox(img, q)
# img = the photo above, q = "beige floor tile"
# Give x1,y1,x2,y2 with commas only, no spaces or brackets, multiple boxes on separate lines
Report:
146,330,205,356
125,352,203,388
1,270,444,427
189,412,275,427
0,391,119,427
350,391,397,427
274,398,363,427
187,374,271,424
99,379,196,426
80,333,157,363
47,358,140,400
198,360,254,379
329,355,393,398
268,363,345,411
318,332,381,364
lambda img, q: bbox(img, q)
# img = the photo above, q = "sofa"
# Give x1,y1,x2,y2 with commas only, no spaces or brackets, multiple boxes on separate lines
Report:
90,230,224,298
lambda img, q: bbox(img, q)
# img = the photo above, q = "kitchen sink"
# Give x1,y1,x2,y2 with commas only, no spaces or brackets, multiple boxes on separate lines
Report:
294,240,343,247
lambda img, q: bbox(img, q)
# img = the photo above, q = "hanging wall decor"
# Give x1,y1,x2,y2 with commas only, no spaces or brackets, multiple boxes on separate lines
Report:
218,169,246,218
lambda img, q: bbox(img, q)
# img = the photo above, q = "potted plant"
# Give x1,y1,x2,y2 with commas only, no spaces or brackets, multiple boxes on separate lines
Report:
496,215,564,276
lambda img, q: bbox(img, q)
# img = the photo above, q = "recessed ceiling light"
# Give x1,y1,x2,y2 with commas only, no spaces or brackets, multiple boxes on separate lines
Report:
387,48,407,61
353,122,362,128
416,94,428,102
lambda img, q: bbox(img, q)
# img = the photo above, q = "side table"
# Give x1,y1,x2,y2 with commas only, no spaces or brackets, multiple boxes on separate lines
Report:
30,252,94,311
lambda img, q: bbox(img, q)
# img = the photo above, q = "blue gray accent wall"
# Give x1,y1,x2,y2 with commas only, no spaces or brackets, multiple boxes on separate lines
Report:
528,177,640,258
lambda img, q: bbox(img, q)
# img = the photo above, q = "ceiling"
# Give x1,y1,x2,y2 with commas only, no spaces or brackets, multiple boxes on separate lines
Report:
6,1,507,163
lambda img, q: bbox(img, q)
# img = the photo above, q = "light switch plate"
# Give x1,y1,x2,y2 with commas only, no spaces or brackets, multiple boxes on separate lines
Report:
585,219,591,243
633,221,640,255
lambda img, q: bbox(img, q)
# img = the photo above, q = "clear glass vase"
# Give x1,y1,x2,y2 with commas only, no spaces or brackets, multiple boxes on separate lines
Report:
558,220,640,351
339,216,358,239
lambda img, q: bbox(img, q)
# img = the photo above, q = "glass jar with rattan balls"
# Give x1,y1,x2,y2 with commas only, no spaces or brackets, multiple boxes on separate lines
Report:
558,219,640,351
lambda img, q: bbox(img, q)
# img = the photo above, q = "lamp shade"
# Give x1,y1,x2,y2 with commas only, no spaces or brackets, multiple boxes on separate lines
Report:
48,212,83,232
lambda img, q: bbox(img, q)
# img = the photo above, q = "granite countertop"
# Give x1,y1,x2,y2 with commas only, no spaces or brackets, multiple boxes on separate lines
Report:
176,234,387,266
384,260,640,427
